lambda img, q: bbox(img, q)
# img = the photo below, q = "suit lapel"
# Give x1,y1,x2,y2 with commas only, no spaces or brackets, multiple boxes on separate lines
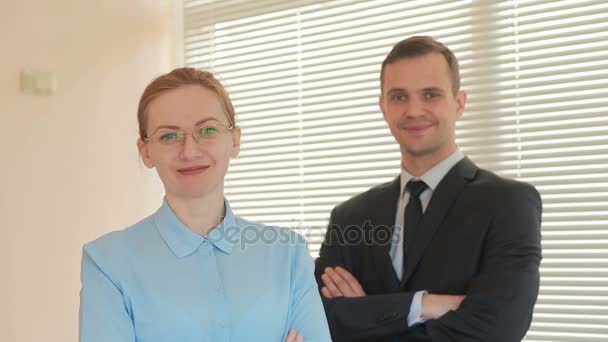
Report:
402,157,478,285
370,176,402,290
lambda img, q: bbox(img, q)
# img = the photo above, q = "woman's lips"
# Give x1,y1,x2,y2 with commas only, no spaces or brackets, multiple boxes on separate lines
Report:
177,165,209,176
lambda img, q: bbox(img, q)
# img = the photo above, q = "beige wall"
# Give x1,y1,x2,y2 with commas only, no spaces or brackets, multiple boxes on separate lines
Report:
0,1,175,341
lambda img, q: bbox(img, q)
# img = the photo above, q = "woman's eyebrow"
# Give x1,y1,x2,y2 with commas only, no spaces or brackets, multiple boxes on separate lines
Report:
194,117,221,126
150,117,223,134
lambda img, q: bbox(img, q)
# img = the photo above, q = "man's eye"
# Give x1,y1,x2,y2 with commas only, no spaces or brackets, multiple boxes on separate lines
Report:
200,126,219,136
424,92,440,99
391,94,407,101
159,132,178,141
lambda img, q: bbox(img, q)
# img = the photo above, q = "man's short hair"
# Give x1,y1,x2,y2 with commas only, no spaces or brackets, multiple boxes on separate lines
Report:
380,36,460,95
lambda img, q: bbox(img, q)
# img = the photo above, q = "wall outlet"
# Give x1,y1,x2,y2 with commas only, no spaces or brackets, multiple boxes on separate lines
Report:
20,69,57,96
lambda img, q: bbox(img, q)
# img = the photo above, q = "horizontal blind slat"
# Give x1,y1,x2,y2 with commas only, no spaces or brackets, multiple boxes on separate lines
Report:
184,1,608,340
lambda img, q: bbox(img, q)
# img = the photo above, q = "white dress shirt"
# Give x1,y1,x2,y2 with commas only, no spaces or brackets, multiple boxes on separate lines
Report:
389,150,465,326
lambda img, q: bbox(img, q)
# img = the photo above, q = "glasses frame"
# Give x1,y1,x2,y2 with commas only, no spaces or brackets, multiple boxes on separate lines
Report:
143,123,235,145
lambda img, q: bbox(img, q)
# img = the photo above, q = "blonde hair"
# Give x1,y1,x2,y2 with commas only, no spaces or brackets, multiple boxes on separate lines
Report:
137,68,236,139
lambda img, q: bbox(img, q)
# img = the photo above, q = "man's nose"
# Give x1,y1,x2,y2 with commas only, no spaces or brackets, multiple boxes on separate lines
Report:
404,97,425,117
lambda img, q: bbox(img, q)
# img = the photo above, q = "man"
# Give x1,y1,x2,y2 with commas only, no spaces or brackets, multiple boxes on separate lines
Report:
314,36,542,342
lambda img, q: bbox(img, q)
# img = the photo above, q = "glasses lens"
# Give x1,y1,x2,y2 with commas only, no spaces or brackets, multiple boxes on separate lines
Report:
158,131,181,144
149,125,230,145
199,126,219,138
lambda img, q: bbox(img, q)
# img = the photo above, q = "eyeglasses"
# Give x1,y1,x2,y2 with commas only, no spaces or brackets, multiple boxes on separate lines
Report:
143,124,235,146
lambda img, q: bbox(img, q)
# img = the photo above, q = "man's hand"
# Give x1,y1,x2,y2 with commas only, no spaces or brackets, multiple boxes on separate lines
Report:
421,293,466,320
320,266,366,298
284,328,304,342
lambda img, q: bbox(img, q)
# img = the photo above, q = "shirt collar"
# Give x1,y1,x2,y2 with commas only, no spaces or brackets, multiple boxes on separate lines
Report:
153,198,238,258
400,150,465,199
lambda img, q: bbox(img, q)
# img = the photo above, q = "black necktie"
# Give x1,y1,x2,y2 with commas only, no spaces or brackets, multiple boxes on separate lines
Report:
403,180,428,263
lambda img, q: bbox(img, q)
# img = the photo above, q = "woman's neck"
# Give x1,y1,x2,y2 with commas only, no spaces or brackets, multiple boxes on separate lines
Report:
165,190,226,236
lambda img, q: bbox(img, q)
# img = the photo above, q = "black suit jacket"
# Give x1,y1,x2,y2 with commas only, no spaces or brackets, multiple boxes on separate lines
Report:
315,157,542,342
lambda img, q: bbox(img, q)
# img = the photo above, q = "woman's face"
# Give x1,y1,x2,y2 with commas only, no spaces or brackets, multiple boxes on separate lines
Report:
137,85,240,200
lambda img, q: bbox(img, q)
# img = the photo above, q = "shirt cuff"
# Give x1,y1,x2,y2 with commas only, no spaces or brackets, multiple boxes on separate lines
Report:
407,290,428,327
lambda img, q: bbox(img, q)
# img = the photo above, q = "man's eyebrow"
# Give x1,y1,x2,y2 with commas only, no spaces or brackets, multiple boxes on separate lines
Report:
386,88,406,95
421,86,444,92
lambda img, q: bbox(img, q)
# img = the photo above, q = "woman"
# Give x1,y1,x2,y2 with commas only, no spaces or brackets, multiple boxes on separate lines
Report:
79,68,331,342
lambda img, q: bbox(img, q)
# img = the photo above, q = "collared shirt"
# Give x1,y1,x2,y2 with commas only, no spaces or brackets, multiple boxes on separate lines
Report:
79,199,331,342
388,150,465,325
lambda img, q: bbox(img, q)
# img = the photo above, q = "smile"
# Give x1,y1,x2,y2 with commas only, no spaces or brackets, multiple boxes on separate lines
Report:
177,165,209,176
403,124,432,133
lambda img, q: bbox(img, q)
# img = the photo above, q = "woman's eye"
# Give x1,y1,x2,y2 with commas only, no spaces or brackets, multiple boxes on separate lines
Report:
159,132,178,141
200,127,219,135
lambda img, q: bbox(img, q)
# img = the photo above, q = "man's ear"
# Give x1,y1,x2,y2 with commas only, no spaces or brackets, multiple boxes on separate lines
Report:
379,95,387,118
230,127,241,158
455,90,467,120
137,139,155,168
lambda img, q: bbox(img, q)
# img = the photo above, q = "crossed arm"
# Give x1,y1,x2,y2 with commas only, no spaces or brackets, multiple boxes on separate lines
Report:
316,183,542,342
284,329,304,342
320,266,465,321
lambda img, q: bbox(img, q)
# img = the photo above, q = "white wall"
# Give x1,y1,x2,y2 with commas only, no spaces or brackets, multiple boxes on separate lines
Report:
0,1,175,340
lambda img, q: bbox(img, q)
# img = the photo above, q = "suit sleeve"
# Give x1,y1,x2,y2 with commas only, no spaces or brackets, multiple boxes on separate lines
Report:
315,208,417,342
417,182,543,342
79,243,136,342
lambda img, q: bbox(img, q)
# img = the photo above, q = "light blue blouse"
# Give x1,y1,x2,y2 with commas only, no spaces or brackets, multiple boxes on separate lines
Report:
79,199,331,342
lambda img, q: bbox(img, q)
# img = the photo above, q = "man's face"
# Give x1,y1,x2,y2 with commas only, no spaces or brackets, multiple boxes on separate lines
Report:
380,52,466,162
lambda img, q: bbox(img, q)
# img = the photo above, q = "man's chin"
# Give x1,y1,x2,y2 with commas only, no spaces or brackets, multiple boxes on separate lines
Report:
403,145,438,158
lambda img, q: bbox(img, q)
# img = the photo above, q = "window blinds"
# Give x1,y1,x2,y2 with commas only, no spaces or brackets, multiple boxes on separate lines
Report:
183,0,608,340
